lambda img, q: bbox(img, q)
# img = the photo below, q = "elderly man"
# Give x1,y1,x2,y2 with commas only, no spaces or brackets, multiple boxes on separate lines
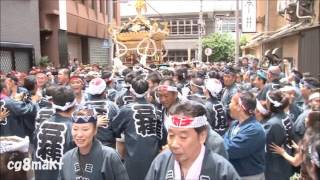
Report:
157,78,181,130
57,68,70,86
258,66,282,101
294,91,320,142
36,71,49,92
224,91,266,180
145,101,240,180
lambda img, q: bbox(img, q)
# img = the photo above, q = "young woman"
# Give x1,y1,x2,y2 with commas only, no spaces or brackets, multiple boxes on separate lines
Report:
59,107,129,180
270,110,320,180
264,90,294,180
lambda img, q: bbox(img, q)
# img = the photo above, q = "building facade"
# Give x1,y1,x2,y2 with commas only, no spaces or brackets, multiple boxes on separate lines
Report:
0,0,41,73
242,0,320,77
39,0,120,67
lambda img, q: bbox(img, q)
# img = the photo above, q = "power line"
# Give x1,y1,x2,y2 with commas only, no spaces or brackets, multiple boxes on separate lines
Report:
144,0,167,21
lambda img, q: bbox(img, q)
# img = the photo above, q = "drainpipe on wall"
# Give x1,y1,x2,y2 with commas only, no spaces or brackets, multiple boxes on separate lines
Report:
235,0,240,64
107,0,114,66
261,0,269,62
265,0,269,33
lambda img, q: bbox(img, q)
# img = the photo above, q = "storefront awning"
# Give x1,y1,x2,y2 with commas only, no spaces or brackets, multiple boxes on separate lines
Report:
242,22,320,49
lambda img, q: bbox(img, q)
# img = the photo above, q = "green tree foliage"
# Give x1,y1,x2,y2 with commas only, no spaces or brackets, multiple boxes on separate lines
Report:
202,33,235,62
240,34,250,56
240,34,249,47
39,56,50,68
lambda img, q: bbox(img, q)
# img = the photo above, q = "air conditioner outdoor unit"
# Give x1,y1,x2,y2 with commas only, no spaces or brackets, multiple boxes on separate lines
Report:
277,0,296,14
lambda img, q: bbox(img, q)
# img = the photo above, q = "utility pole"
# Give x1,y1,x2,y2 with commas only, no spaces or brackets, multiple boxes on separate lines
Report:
235,0,240,64
198,0,203,62
107,0,114,66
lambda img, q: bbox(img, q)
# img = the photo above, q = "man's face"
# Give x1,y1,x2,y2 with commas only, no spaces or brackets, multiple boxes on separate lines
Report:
284,90,295,104
36,73,48,88
147,80,157,90
254,77,263,89
267,72,272,82
157,90,177,109
4,79,13,95
287,73,295,82
251,60,258,68
229,93,241,119
70,80,83,94
242,59,248,66
223,74,236,87
300,85,311,99
2,79,11,96
310,97,320,109
168,127,206,164
58,70,68,85
190,84,198,94
173,75,178,83
16,73,25,86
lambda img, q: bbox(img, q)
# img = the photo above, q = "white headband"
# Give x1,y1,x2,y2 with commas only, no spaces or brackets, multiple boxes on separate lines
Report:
309,92,320,101
129,86,147,98
190,81,204,89
157,85,178,92
256,100,269,115
266,91,282,107
168,115,208,128
280,86,295,92
0,136,29,154
52,100,76,111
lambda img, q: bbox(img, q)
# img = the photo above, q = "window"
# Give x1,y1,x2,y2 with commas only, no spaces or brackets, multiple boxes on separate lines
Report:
169,19,199,35
192,19,198,34
166,50,189,62
215,17,236,32
170,20,178,35
185,20,191,34
178,20,185,34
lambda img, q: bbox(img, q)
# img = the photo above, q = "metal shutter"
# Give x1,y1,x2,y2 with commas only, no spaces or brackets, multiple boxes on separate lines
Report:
14,51,30,72
88,38,109,66
0,50,12,73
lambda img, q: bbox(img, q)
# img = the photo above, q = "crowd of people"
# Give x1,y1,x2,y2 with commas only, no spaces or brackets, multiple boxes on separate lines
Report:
0,56,319,180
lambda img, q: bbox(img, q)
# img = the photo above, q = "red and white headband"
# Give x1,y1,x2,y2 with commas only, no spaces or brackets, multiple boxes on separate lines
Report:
70,76,84,84
168,115,208,128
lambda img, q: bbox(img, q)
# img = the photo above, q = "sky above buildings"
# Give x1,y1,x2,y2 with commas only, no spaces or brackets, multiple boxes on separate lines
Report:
120,0,241,16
